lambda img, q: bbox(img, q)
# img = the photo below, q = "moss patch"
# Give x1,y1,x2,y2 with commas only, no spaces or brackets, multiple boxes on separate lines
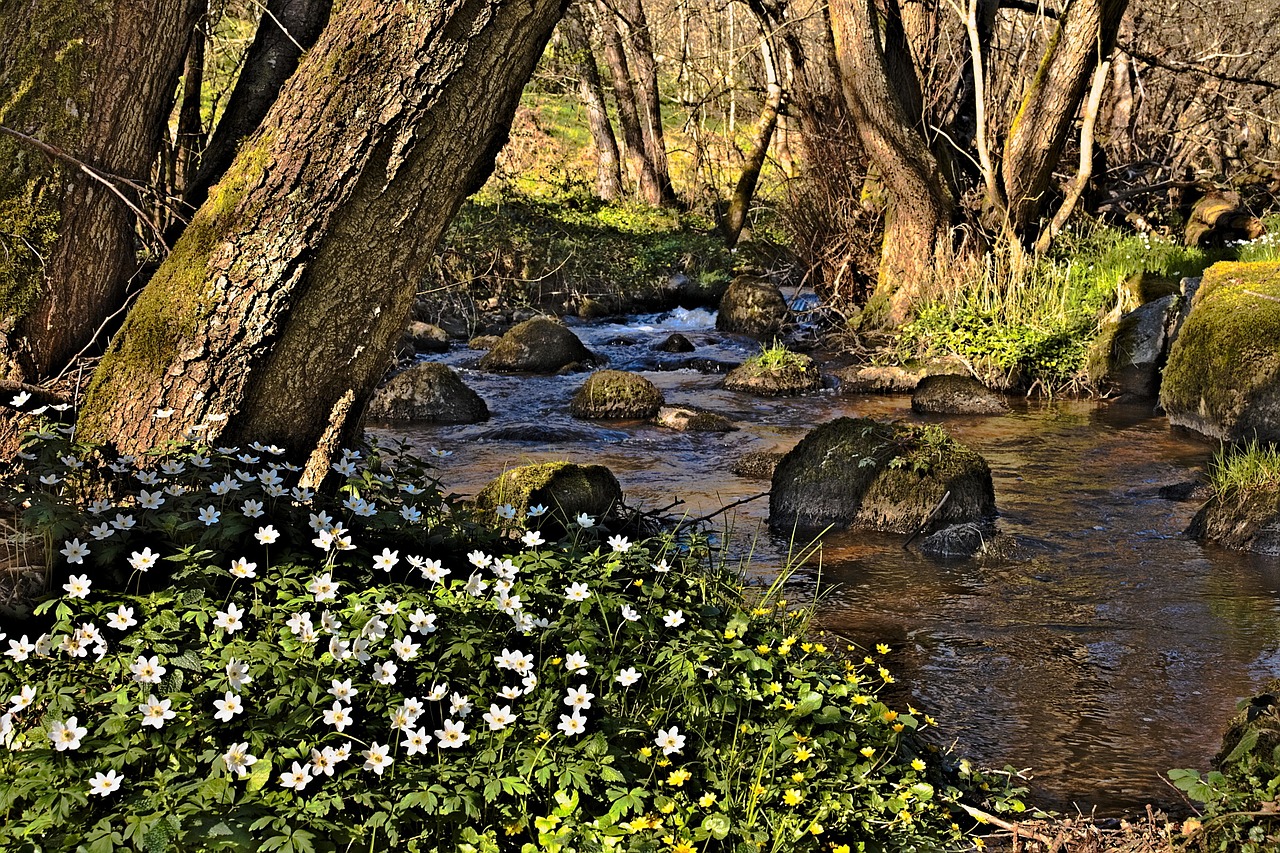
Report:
475,462,622,525
1160,262,1280,441
569,370,663,419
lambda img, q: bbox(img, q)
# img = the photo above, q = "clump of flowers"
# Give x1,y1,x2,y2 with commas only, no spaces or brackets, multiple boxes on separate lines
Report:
0,419,1007,851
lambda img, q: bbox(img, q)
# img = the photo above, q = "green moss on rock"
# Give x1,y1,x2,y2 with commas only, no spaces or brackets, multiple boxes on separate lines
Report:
570,370,663,419
769,417,995,534
475,462,622,524
478,317,594,373
1160,262,1280,441
724,350,821,397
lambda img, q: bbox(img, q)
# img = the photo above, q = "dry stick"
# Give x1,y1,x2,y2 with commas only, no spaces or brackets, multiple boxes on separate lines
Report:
902,490,951,551
0,124,168,250
0,381,72,409
689,491,769,525
959,804,1058,847
1245,289,1280,304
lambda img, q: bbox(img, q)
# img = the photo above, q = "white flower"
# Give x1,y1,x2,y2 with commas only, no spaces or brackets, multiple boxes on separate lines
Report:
520,530,544,548
527,504,547,517
362,742,393,775
308,573,337,601
228,558,257,579
197,506,221,526
138,695,176,729
6,635,34,661
483,704,517,731
496,593,522,615
409,609,437,634
404,726,432,756
241,499,264,518
427,447,452,458
10,685,36,712
620,604,641,622
49,716,87,751
223,742,258,778
467,550,491,569
521,673,539,692
426,683,449,702
372,548,399,572
320,611,342,633
255,525,280,545
286,612,313,635
607,535,631,553
88,769,123,796
213,603,245,634
226,658,252,690
329,678,358,702
153,407,175,419
10,391,31,407
131,655,165,684
323,701,354,732
111,513,137,530
655,725,686,756
435,719,469,748
616,667,642,687
576,513,595,528
564,652,589,674
129,548,160,573
663,610,685,628
376,599,399,616
564,684,595,710
60,539,90,565
89,522,114,540
449,692,473,717
137,490,165,510
558,711,587,737
373,661,398,685
279,761,312,790
418,558,449,584
391,636,420,661
400,505,423,523
389,706,414,732
564,582,591,602
652,559,671,573
63,573,91,599
104,606,136,631
212,691,243,722
499,685,523,700
464,572,488,597
496,503,518,521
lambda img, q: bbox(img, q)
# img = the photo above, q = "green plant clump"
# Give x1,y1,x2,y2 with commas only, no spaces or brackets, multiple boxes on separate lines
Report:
0,421,1013,852
1208,439,1280,503
748,343,810,375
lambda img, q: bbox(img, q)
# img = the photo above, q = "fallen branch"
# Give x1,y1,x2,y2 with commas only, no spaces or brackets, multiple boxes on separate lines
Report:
903,490,950,551
959,803,1058,847
689,492,769,525
1245,289,1280,304
0,380,72,410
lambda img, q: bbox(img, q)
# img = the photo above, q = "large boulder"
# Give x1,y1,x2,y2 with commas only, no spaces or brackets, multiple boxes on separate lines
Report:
478,318,595,373
715,275,789,338
1187,486,1280,555
911,374,1008,415
570,371,664,419
835,365,924,395
1160,262,1280,442
403,321,451,354
366,363,488,423
769,418,996,535
1086,295,1180,397
475,462,622,523
724,349,822,397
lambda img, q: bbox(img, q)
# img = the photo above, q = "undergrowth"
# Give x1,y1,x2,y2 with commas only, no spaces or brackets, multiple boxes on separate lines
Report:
1208,439,1280,502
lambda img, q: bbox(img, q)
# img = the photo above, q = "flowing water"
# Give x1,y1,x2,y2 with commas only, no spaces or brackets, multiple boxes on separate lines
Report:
370,306,1280,813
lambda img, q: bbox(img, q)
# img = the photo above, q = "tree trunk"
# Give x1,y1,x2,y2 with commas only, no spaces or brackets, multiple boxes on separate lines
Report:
724,33,784,248
829,0,956,323
0,0,202,382
1002,0,1129,237
173,25,206,198
609,0,677,204
1035,59,1111,254
597,0,663,205
180,0,333,223
563,3,624,201
78,0,567,474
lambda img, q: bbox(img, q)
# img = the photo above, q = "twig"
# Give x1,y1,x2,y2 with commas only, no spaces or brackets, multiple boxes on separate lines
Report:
903,490,951,550
688,492,768,525
0,381,71,409
1245,289,1280,304
959,804,1057,847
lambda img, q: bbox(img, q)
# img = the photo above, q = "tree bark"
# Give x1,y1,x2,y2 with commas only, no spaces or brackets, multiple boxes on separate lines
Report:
609,0,677,204
1035,59,1110,254
174,25,206,197
597,0,663,205
78,0,568,473
180,0,333,223
0,0,202,382
829,0,956,322
1002,0,1129,236
724,32,784,248
563,3,624,201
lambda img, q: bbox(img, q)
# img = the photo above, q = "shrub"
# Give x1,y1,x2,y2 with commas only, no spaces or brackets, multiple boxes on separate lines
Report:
0,420,1006,852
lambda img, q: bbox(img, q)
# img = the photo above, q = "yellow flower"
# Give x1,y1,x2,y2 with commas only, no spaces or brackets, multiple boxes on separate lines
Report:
504,822,525,835
752,783,767,797
784,634,798,645
659,800,676,814
808,822,824,835
724,629,737,639
634,579,644,587
752,606,770,616
657,757,670,767
834,846,851,853
898,809,912,823
911,758,926,771
882,710,899,722
782,788,803,806
775,599,787,608
756,644,772,655
878,666,891,680
671,841,695,853
908,705,919,715
639,746,653,758
791,772,805,783
666,768,691,787
815,643,827,653
792,731,811,743
853,694,871,705
863,656,875,665
925,715,938,727
765,682,783,695
778,644,792,656
698,793,717,808
780,700,795,710
973,839,986,849
801,642,813,652
876,643,890,654
536,731,552,741
860,747,876,758
794,746,813,762
549,657,563,665
892,723,905,733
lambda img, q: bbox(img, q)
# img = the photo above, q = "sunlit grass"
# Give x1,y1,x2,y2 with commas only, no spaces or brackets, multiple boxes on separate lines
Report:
1209,438,1280,501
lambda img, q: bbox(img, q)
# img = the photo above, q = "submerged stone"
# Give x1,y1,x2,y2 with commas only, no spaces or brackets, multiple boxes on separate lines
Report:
655,405,735,433
911,374,1008,415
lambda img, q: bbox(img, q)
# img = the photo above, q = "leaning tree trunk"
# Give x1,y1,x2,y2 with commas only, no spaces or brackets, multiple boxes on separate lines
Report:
611,0,677,205
1001,0,1129,238
829,0,957,323
178,0,333,228
78,0,567,475
723,32,785,248
597,0,664,205
563,3,624,201
0,0,202,383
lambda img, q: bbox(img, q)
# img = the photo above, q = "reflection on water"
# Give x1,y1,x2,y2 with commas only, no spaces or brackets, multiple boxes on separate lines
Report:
369,307,1280,813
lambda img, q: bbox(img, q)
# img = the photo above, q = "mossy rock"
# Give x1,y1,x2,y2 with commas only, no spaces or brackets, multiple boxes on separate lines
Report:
475,462,622,524
366,363,488,423
570,370,664,419
655,405,735,433
404,321,450,354
769,418,995,535
478,317,595,373
1186,486,1280,554
731,451,783,480
724,352,822,397
715,275,789,338
1085,295,1179,397
834,365,923,395
911,374,1008,415
1160,262,1280,442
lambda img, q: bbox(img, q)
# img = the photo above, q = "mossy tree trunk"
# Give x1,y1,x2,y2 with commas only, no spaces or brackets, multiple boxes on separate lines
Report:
0,0,202,382
78,0,567,474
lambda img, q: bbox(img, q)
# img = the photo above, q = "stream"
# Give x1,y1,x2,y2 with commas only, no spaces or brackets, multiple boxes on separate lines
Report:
370,305,1280,814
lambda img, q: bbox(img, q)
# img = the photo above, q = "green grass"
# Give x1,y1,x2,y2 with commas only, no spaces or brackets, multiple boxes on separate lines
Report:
750,343,809,373
1209,438,1280,501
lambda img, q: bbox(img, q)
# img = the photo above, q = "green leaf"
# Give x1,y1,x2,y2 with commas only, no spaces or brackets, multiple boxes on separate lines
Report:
246,757,273,792
701,813,732,840
795,690,823,717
